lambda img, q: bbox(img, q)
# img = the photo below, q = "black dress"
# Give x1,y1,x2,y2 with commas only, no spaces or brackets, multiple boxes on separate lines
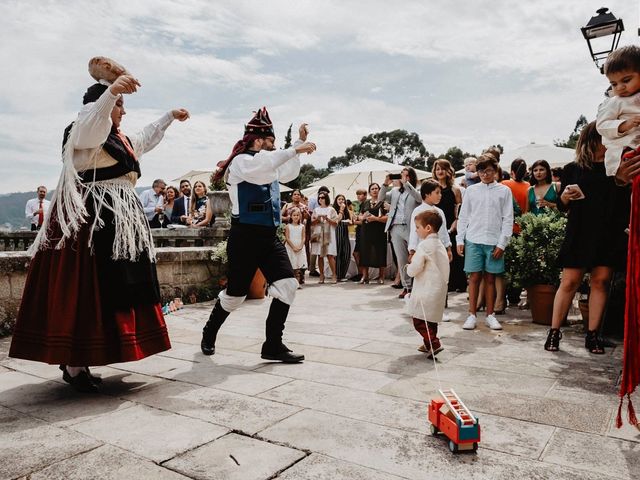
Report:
557,162,630,270
360,199,387,268
436,185,467,291
335,210,352,279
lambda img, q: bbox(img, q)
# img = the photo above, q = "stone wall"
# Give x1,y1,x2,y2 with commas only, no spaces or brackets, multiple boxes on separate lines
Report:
0,247,226,337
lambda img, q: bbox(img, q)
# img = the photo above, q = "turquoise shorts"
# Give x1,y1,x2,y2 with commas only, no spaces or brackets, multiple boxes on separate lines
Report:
463,241,505,274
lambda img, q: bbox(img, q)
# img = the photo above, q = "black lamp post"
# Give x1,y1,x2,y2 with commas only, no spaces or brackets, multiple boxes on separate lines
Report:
581,7,625,72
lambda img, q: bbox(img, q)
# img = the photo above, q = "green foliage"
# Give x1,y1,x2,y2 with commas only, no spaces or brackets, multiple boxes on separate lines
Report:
284,123,293,149
505,210,567,288
327,130,428,172
209,173,227,192
554,115,588,149
285,163,330,190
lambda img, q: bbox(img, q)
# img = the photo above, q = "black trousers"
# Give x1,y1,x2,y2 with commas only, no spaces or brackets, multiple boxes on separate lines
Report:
226,223,295,297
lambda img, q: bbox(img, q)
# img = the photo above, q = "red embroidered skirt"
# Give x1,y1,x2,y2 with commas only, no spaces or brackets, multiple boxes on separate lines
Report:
9,195,170,366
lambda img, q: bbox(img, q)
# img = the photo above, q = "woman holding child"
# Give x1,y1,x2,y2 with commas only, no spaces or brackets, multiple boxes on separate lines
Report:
544,122,630,354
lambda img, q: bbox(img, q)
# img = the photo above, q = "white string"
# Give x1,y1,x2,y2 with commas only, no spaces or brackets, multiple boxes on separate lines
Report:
419,299,442,392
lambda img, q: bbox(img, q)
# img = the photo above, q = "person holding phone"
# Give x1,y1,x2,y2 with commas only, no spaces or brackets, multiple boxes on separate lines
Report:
380,167,422,299
544,122,630,354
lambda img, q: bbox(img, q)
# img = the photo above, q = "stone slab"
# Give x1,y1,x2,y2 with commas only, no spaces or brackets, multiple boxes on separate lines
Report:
258,379,428,433
0,357,63,380
158,361,293,396
277,454,405,480
242,341,390,369
120,380,301,434
163,433,305,480
477,412,556,459
541,428,640,479
0,405,102,480
256,360,400,392
28,444,189,479
260,409,610,480
110,355,197,377
71,404,228,462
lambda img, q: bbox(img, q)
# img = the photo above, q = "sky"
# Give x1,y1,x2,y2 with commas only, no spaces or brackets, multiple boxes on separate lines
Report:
0,0,638,193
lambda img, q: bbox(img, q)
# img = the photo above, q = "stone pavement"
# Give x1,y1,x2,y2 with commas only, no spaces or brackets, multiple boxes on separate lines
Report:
1,282,639,479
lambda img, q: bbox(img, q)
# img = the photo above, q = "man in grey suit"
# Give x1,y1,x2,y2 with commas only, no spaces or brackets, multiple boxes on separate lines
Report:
379,167,422,298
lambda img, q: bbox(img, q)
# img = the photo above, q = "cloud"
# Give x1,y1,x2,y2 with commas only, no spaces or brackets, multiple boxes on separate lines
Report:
0,0,637,193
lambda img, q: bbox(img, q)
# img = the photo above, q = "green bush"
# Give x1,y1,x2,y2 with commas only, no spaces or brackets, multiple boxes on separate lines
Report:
505,210,567,288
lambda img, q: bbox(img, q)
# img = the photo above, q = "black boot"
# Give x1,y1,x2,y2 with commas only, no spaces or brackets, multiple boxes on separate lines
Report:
201,300,230,355
261,298,304,363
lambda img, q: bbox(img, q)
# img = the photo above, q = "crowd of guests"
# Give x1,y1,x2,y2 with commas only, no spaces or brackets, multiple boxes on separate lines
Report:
276,127,632,358
137,178,214,228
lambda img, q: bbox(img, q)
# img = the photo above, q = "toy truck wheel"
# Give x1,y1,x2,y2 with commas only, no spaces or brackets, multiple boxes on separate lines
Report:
472,442,478,452
429,424,439,435
448,440,458,453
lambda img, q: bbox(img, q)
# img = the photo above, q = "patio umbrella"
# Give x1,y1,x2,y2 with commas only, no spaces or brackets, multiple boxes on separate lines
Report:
172,170,291,192
308,158,431,199
500,144,575,170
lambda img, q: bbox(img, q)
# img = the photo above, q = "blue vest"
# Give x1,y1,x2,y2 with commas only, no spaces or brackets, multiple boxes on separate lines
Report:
234,180,281,227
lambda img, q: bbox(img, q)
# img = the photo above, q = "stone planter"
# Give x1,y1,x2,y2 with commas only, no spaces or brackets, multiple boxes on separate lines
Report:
208,191,231,229
526,284,557,325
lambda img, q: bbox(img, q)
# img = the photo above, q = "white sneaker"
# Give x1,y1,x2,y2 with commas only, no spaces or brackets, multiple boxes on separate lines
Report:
485,314,503,330
462,315,477,330
441,312,451,322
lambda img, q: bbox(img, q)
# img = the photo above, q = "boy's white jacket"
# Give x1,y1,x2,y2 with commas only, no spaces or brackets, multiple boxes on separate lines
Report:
405,234,450,322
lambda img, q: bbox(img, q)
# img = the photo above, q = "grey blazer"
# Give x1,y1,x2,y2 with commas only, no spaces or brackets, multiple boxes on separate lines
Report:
378,182,423,232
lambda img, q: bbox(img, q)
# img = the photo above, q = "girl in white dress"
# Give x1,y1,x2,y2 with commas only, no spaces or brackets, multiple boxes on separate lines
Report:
310,192,339,283
284,208,307,286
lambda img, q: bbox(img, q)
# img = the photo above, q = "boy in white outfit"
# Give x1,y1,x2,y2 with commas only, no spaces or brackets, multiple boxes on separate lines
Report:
408,180,453,262
596,45,640,176
406,211,450,358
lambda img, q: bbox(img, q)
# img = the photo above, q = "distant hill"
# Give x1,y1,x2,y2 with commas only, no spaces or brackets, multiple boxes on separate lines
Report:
0,186,151,230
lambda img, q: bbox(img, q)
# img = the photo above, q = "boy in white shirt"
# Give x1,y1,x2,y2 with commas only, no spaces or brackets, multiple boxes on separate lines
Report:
408,180,452,262
456,155,513,330
596,45,640,176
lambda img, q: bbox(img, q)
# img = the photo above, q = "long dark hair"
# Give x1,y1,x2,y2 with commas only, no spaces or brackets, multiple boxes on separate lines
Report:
332,194,351,220
400,167,418,192
510,158,527,182
529,160,552,186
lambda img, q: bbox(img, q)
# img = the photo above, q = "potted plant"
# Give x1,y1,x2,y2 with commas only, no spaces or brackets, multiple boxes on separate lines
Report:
505,210,567,325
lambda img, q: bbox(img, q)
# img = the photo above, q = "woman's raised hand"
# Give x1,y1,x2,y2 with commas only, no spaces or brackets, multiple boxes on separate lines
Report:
172,109,191,122
615,152,640,185
299,123,309,141
110,75,141,95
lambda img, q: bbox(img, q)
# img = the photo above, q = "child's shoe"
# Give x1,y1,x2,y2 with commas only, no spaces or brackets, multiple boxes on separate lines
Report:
485,314,503,330
462,314,477,330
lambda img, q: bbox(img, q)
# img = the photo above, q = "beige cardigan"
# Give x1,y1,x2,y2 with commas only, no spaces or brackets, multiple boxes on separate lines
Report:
405,234,450,322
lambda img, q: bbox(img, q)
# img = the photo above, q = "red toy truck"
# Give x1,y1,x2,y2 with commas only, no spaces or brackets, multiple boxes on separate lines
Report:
428,389,480,453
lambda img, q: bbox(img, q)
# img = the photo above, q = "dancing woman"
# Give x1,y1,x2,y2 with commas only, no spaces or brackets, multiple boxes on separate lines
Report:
9,57,190,391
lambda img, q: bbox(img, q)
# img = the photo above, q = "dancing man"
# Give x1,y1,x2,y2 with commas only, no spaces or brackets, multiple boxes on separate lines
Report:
201,107,316,362
9,57,190,391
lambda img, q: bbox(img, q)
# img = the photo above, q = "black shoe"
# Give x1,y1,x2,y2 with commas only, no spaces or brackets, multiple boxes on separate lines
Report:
261,350,305,363
398,288,409,299
60,365,102,384
309,270,321,277
494,309,506,315
201,301,230,355
61,369,99,393
350,274,363,282
391,283,403,289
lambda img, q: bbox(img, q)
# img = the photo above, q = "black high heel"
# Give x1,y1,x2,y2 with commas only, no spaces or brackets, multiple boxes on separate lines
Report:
585,330,605,354
544,328,562,351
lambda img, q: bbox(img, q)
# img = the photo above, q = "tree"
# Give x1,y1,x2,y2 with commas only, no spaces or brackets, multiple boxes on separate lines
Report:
554,115,588,149
283,123,293,149
285,163,330,190
327,130,428,172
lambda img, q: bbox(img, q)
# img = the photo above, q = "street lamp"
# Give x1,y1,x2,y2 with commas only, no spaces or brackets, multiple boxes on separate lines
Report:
581,7,625,72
